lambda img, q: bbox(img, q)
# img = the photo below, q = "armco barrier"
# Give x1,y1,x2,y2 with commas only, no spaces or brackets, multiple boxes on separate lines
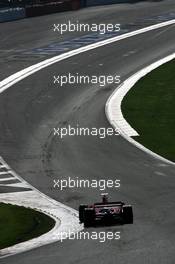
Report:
0,7,25,22
71,0,81,10
26,2,69,17
25,0,80,17
84,0,130,7
0,0,129,22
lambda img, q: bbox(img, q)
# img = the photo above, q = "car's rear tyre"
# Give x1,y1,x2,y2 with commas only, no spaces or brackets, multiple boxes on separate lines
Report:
122,205,133,224
83,208,95,227
79,205,88,223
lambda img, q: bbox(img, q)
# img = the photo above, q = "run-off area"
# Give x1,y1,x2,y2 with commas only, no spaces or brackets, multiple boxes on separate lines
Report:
122,59,175,162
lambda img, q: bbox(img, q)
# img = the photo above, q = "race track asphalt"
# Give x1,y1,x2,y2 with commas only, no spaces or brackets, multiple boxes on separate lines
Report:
0,1,175,263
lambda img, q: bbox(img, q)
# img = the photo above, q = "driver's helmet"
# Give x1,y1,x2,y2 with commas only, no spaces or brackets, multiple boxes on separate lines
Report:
101,193,109,204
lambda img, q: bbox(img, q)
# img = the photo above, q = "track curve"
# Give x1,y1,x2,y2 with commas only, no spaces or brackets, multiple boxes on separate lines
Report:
0,1,175,264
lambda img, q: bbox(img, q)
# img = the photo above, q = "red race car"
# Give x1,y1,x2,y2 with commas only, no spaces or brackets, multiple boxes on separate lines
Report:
79,193,133,227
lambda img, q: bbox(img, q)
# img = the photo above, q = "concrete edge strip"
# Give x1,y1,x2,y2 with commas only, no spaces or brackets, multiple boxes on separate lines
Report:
0,157,82,258
0,177,15,182
105,53,175,166
0,19,175,258
0,19,175,93
0,191,82,259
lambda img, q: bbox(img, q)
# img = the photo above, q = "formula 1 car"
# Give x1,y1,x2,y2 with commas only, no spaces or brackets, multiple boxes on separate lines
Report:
79,193,133,227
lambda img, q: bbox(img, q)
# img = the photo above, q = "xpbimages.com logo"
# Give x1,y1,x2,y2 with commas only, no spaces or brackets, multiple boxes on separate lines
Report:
53,177,121,191
53,21,121,35
59,230,121,243
53,125,120,139
53,73,121,87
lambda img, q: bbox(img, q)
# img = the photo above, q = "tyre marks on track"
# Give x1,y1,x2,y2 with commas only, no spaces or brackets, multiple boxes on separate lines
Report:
2,11,175,63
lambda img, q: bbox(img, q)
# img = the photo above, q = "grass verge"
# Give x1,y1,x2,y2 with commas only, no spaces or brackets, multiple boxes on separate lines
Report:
0,203,55,249
122,59,175,162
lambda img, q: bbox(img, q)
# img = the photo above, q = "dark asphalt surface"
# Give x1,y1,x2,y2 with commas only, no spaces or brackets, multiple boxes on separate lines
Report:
0,1,175,263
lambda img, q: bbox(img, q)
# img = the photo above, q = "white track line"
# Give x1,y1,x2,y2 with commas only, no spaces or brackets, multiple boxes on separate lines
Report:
0,156,82,258
0,191,81,259
0,177,15,182
0,182,29,187
0,171,11,175
0,165,6,168
0,19,175,93
0,19,175,258
106,53,175,165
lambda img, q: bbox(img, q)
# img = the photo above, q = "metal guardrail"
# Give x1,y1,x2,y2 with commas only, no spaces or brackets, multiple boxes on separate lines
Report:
0,0,67,8
0,0,143,23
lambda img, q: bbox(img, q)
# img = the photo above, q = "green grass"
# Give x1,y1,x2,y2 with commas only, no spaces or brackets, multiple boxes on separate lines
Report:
122,59,175,162
0,203,55,249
